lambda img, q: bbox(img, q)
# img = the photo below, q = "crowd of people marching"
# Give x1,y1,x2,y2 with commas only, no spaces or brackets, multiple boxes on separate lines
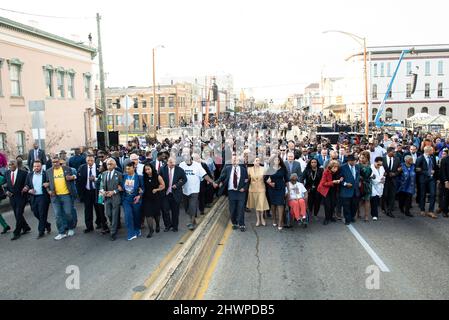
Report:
0,115,448,241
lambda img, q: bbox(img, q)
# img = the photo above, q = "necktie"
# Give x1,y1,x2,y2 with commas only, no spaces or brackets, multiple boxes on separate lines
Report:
89,167,94,190
157,161,161,172
168,168,173,194
428,157,433,175
35,150,38,161
389,158,393,171
233,166,238,189
351,166,356,180
11,171,15,186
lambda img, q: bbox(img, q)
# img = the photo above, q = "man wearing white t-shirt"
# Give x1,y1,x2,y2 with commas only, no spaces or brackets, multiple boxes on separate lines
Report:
179,153,215,230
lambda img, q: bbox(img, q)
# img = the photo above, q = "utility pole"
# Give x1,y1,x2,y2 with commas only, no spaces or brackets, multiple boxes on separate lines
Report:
96,13,109,148
152,48,158,130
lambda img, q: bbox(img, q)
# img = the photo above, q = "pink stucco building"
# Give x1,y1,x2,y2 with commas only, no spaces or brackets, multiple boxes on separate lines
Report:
0,16,97,157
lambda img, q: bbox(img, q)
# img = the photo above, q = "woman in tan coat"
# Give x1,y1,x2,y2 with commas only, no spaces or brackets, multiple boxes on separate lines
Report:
247,158,270,226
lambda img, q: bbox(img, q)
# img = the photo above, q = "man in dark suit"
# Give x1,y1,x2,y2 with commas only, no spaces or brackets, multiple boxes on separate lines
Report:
382,147,402,218
339,155,360,225
100,158,123,241
160,157,187,232
403,145,421,164
416,146,438,218
77,154,108,233
4,160,30,240
151,151,167,174
439,149,449,218
213,155,249,232
23,160,51,238
68,148,86,172
27,143,46,169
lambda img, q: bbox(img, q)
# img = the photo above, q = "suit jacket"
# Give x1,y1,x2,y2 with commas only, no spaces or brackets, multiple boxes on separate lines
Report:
415,154,438,183
382,156,401,184
5,169,28,199
440,156,449,183
285,160,302,181
25,170,50,202
160,165,187,203
101,170,123,205
339,163,361,198
77,164,101,202
151,160,166,174
27,149,46,167
316,154,330,167
215,164,249,199
45,166,77,198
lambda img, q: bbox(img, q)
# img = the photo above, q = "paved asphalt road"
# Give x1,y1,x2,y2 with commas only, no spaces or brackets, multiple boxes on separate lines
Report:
205,206,449,300
0,200,192,300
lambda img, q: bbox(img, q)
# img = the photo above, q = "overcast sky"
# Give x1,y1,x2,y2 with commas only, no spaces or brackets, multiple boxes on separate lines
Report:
1,0,448,102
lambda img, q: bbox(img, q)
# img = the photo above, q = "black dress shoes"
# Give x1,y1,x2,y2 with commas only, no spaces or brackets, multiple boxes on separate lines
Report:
37,233,45,239
110,234,117,241
164,227,172,232
11,234,21,241
84,229,94,234
172,228,178,232
386,212,395,218
46,224,51,234
1,226,11,234
21,227,31,235
156,226,160,233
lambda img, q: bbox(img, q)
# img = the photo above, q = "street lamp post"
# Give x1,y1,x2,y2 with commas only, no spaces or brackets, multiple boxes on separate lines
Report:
152,45,164,131
323,30,369,136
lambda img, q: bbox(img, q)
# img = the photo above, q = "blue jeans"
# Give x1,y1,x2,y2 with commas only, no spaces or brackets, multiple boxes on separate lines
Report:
51,195,74,234
123,200,141,239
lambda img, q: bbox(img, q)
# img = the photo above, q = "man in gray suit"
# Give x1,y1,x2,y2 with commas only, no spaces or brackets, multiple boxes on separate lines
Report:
285,152,302,181
100,158,123,241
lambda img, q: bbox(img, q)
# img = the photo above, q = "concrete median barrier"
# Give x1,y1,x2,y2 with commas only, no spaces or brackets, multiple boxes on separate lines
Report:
138,196,229,300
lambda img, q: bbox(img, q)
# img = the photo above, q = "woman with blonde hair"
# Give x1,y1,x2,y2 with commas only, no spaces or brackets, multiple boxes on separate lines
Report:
247,158,270,226
317,160,342,225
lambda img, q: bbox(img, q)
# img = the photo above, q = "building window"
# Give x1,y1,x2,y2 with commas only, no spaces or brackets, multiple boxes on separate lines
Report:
67,73,75,99
439,107,446,115
133,98,138,108
438,60,444,75
159,96,165,109
407,107,415,118
44,69,54,97
0,133,6,150
388,89,392,99
56,70,65,98
421,107,429,114
83,74,91,99
406,83,412,98
168,113,176,127
107,99,113,108
373,63,378,77
372,108,378,121
438,83,443,97
380,63,385,77
133,114,140,130
387,62,391,77
9,63,22,97
115,115,122,125
107,115,113,125
406,62,412,75
425,83,430,98
372,84,378,99
425,61,431,76
16,131,25,155
142,100,147,108
385,108,393,121
150,114,154,126
169,96,175,108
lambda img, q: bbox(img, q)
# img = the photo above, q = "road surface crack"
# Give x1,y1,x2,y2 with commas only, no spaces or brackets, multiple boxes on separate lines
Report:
252,225,262,299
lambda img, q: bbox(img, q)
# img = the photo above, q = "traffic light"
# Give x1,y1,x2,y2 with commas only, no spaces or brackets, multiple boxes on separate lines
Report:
212,83,218,101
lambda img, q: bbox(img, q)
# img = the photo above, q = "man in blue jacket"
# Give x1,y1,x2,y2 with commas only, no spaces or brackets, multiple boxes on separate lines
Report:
339,154,361,225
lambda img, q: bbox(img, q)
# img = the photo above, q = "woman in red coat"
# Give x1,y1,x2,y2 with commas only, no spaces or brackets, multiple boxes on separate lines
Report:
317,160,343,225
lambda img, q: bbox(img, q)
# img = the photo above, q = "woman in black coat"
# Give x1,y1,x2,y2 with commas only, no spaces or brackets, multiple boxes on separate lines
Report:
300,158,323,218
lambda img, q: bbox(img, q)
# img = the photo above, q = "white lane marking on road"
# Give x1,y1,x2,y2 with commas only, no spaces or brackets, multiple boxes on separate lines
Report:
347,225,391,273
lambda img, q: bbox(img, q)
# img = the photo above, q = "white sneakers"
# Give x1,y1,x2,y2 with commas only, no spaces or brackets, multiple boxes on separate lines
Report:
54,230,75,241
373,217,378,221
128,235,137,241
54,234,67,241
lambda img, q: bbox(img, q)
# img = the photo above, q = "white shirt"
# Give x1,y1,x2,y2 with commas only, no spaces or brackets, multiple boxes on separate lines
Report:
86,164,97,190
286,182,307,200
410,153,418,164
228,165,241,191
371,164,385,197
370,146,386,165
179,161,207,196
136,163,144,176
298,158,307,172
10,169,18,186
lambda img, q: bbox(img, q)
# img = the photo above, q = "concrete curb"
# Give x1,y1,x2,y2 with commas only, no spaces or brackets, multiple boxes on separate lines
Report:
139,196,229,300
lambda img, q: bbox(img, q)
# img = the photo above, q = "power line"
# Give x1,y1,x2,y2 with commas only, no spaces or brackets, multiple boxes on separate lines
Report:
0,7,95,20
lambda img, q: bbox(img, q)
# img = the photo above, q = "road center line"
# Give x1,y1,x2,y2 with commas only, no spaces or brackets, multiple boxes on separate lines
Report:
347,225,391,273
